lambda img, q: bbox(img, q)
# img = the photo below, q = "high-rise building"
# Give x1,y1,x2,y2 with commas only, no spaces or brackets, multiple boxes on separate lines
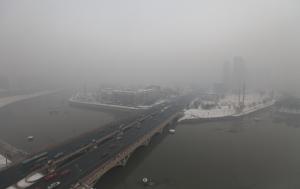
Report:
233,56,246,83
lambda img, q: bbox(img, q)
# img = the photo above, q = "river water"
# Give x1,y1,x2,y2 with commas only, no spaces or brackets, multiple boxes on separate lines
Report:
96,110,300,189
0,90,116,153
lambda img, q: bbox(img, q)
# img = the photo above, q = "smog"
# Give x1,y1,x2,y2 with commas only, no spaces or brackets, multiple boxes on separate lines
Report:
0,1,300,189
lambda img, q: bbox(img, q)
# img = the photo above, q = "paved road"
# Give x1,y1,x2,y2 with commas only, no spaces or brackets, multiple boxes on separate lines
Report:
0,95,192,189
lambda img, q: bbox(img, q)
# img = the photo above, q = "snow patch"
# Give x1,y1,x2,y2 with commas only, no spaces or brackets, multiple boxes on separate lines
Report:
179,94,274,121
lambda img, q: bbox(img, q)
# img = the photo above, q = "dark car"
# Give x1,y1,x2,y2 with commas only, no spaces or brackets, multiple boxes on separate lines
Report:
44,172,58,181
60,169,71,176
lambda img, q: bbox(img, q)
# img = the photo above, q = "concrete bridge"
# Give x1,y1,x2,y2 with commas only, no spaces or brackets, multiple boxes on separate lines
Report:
73,112,180,188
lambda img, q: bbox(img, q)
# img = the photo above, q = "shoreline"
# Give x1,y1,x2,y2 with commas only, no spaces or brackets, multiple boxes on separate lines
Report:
0,89,59,109
69,97,143,112
68,93,166,112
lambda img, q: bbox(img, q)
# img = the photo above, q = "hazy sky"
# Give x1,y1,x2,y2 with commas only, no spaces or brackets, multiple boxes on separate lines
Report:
0,0,299,91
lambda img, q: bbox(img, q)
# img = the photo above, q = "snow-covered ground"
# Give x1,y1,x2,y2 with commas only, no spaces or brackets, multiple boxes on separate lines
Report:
180,105,235,120
0,154,11,169
179,94,275,122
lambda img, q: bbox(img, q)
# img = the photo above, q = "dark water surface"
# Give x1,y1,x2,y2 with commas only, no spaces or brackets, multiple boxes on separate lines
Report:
96,110,300,189
0,91,116,153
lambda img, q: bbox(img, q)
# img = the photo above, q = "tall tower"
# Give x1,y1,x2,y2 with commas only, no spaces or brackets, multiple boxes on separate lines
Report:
232,56,246,106
222,61,231,93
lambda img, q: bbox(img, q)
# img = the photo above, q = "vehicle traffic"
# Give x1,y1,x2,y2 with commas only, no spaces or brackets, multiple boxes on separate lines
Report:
47,181,60,189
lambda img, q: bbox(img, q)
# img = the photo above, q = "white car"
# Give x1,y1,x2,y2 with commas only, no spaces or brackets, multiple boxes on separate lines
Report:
47,181,60,189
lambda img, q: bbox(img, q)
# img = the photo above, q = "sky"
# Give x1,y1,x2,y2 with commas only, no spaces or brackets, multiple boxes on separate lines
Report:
0,0,299,92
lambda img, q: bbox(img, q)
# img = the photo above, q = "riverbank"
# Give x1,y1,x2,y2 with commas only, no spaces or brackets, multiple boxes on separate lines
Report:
69,93,165,112
0,90,59,109
69,96,142,112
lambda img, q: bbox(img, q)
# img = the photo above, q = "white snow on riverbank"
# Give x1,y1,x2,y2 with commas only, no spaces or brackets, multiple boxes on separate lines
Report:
179,94,274,121
180,105,235,120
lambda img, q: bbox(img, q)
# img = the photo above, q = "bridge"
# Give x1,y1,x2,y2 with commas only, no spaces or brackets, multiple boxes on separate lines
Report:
0,95,191,189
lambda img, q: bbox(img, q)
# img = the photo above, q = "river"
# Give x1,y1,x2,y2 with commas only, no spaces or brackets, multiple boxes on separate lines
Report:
0,90,116,153
95,110,300,189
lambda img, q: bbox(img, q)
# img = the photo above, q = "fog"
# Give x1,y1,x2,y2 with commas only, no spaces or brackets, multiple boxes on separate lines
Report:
0,0,299,93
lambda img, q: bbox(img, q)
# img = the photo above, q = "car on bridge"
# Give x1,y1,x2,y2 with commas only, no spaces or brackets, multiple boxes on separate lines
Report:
47,181,60,189
53,152,64,159
44,172,58,181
